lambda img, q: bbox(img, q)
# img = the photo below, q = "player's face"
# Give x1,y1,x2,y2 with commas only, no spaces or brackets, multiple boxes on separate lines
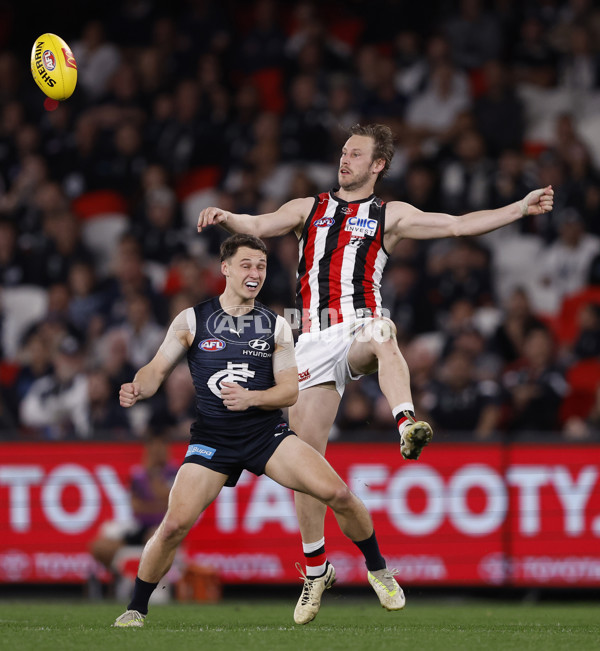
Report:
338,135,381,192
222,247,267,301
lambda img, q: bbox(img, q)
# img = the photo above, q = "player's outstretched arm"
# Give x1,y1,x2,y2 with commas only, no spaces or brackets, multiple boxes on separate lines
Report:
197,197,313,238
386,185,554,244
120,311,192,408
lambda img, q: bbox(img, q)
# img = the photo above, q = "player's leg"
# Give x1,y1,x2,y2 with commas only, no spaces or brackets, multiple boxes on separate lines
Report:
289,384,341,540
266,435,371,539
347,317,433,460
288,385,340,622
265,436,405,622
113,463,227,627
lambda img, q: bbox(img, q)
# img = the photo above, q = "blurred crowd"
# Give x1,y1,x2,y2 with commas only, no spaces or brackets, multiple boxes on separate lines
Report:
2,0,600,443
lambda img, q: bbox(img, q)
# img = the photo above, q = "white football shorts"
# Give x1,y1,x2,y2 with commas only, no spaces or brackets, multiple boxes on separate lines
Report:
294,318,373,396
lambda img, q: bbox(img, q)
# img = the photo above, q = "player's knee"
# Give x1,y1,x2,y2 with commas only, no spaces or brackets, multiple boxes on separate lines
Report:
159,516,190,545
327,483,355,512
365,317,398,353
375,317,397,341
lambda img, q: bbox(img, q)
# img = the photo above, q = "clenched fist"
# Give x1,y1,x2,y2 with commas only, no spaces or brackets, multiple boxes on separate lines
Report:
519,185,554,216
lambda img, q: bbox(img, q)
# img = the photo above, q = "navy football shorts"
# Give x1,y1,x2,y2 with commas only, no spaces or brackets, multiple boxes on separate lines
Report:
181,420,296,487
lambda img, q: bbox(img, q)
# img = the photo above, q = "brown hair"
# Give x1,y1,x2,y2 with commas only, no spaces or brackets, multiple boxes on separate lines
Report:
349,123,395,181
219,233,267,262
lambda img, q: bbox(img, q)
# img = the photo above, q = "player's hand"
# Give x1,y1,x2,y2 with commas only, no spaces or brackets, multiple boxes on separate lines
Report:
221,381,253,411
519,185,554,216
197,207,231,232
120,382,142,408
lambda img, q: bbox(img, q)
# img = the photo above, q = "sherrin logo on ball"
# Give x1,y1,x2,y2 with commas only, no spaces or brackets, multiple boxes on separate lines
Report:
30,33,77,101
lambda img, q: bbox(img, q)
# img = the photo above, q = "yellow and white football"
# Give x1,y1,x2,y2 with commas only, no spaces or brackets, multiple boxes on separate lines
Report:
30,33,77,101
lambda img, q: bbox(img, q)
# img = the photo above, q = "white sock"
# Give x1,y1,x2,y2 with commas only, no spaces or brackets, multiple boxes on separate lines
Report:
302,538,325,554
392,402,415,419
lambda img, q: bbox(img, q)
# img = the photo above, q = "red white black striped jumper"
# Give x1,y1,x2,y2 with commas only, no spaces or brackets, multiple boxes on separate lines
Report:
296,190,389,334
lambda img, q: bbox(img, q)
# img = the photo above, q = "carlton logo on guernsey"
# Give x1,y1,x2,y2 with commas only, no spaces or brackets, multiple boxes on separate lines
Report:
296,190,389,333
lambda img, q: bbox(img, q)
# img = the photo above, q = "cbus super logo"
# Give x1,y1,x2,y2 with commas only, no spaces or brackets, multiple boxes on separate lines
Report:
42,50,56,71
314,216,334,227
345,216,377,237
200,338,226,352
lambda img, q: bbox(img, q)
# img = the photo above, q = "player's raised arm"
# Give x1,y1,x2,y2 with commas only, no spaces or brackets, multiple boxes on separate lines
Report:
197,197,313,238
385,185,554,247
120,310,193,407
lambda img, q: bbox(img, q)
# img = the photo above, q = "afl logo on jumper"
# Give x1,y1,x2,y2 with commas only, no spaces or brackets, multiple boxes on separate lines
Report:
314,216,335,227
345,216,377,237
200,338,226,352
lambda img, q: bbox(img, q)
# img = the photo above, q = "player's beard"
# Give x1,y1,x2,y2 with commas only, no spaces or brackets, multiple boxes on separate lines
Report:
338,168,372,193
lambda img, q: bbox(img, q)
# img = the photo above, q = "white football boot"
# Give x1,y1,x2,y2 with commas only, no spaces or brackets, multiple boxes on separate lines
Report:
112,609,146,627
367,568,406,610
400,414,433,460
293,561,336,624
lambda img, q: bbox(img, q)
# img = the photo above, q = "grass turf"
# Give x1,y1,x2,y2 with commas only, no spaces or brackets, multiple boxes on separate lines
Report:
0,598,598,651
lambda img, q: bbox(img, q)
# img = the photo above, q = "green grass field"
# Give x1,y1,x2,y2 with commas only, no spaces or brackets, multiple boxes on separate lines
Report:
0,598,598,651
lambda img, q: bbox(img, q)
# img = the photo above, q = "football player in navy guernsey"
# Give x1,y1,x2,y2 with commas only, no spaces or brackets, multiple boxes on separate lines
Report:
197,124,555,624
114,234,406,628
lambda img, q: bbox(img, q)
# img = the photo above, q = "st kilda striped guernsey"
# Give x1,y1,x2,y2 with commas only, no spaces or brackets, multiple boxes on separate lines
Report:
296,190,389,333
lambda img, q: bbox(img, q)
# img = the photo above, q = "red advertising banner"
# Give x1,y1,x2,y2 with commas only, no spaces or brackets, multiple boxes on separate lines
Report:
1,442,599,587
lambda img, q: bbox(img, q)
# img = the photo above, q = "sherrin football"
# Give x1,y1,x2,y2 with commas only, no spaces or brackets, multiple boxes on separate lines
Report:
30,33,77,101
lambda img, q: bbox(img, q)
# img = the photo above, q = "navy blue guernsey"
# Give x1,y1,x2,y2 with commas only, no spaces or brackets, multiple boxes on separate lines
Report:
187,297,283,436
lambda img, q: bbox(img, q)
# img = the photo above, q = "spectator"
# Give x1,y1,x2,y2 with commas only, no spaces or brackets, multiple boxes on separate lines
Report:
490,287,547,364
149,363,196,441
90,427,177,571
100,234,167,327
133,186,186,266
443,0,503,71
280,74,331,163
558,24,600,93
421,348,502,440
502,327,568,435
238,0,286,74
67,260,105,340
29,210,91,287
430,240,494,313
571,302,600,360
87,367,132,439
109,292,165,370
96,122,148,200
71,20,121,101
13,326,53,408
405,60,471,148
537,207,600,313
19,334,91,439
0,218,31,286
95,328,135,397
473,60,525,157
440,128,494,214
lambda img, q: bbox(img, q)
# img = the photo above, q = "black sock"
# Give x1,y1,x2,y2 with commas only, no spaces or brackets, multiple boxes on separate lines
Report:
352,531,386,572
127,576,159,615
